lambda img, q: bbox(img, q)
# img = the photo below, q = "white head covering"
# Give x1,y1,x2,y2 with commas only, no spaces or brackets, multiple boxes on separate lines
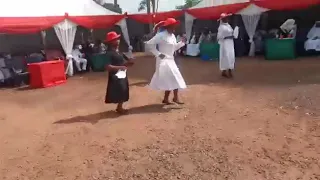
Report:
280,19,296,32
307,21,320,39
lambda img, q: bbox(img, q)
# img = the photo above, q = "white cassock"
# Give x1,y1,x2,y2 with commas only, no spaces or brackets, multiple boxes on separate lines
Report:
217,23,235,71
146,31,187,91
71,49,87,71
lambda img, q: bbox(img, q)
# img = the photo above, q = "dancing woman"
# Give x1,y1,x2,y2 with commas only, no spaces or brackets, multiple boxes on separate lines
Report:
104,32,134,114
146,18,187,104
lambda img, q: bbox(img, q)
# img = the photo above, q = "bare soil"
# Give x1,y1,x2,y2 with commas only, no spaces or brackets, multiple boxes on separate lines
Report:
0,56,320,180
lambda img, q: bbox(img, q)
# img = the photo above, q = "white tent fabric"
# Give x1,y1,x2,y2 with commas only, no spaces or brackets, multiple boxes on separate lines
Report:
192,0,249,9
0,0,118,17
185,13,195,41
238,4,268,56
116,18,132,49
54,19,77,76
0,0,131,76
241,15,260,56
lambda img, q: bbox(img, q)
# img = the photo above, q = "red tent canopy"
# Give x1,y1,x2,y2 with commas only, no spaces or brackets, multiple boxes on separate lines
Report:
253,0,320,11
186,2,250,20
127,10,183,24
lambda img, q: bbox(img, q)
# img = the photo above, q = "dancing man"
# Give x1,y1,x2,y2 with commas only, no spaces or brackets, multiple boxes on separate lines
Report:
217,13,236,78
146,18,187,104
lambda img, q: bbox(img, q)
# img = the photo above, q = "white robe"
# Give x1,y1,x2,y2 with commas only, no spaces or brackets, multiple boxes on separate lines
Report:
217,23,235,71
146,31,187,91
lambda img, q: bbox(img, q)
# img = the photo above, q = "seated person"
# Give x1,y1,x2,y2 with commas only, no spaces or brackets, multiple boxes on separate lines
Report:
305,21,320,51
71,45,87,72
279,19,297,38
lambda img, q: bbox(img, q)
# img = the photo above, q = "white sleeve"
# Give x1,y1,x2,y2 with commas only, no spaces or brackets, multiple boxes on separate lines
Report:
145,33,161,57
175,41,185,51
217,26,225,41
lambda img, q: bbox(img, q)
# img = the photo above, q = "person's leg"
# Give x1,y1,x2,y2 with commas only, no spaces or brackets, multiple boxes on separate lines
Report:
74,60,82,72
173,89,184,104
116,102,128,114
162,91,171,104
221,70,228,78
81,58,87,71
228,69,233,78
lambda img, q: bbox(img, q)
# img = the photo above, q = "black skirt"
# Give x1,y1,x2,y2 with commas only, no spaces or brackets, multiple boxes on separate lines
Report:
105,74,129,104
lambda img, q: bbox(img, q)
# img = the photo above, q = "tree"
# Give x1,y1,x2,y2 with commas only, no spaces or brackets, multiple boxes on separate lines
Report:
138,0,156,12
176,0,201,9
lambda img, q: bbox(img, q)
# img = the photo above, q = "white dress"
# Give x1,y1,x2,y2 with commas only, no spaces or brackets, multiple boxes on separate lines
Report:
217,23,235,71
146,31,187,91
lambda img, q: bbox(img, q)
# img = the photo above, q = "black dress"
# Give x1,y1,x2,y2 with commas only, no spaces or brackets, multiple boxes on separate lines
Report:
104,50,129,104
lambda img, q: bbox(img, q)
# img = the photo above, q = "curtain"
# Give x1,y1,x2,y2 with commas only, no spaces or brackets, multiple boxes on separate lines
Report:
241,14,260,56
116,18,131,49
128,10,183,24
41,30,46,48
186,2,249,20
54,19,77,76
185,13,195,42
253,0,320,11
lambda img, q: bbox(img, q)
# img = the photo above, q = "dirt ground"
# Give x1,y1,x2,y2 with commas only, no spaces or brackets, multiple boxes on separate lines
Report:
0,56,320,180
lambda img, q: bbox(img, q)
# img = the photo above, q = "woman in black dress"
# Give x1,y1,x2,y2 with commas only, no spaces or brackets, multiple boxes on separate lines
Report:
104,32,134,114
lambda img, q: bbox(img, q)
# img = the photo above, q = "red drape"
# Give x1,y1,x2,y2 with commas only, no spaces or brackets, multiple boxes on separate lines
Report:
69,15,125,29
186,2,250,20
153,10,184,23
128,10,183,24
253,0,320,10
0,16,64,34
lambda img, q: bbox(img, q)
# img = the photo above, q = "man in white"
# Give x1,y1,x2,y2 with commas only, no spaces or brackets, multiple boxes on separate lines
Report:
71,45,87,72
146,18,186,104
217,13,236,78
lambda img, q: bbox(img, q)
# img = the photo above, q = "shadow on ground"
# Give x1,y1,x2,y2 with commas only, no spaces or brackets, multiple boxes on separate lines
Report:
54,104,182,124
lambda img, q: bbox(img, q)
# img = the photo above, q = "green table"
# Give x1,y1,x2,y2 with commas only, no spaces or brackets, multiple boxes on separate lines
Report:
200,42,220,61
265,38,296,60
91,53,110,72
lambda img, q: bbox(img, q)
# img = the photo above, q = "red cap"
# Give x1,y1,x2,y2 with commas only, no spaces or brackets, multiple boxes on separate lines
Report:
105,31,121,42
163,18,180,27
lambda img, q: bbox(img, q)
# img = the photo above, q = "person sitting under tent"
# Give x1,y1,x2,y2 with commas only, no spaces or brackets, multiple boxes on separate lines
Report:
305,21,320,52
279,19,297,38
71,45,87,72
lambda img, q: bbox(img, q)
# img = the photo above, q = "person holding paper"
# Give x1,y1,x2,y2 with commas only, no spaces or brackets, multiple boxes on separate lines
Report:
217,13,236,78
104,32,134,114
146,18,187,105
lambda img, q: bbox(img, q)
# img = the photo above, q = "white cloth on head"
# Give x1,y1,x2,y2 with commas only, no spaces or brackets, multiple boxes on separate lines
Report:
217,23,235,71
146,31,187,91
280,19,297,37
307,21,320,39
72,49,87,71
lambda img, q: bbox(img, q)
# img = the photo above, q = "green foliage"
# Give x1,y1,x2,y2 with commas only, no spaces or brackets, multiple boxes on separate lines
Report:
176,0,201,9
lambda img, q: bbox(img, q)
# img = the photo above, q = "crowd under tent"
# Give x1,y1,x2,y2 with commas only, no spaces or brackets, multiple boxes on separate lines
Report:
0,0,131,75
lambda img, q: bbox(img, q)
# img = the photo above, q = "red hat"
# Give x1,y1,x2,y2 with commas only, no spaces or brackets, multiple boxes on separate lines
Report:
163,18,180,27
218,13,232,21
105,31,121,42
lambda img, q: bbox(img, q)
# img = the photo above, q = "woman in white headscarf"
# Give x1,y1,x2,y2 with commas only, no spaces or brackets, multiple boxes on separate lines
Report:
217,13,236,78
279,19,297,38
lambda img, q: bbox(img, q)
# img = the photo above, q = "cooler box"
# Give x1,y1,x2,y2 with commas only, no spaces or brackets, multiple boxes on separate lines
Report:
200,42,220,61
265,38,296,60
91,53,110,72
28,60,66,88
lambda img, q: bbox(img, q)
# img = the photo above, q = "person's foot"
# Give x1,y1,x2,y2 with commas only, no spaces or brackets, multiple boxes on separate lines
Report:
116,108,129,115
221,72,228,78
162,100,173,105
228,70,233,78
173,98,184,105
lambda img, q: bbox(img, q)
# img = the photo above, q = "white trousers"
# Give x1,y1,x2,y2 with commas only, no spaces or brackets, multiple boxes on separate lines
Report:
74,58,87,71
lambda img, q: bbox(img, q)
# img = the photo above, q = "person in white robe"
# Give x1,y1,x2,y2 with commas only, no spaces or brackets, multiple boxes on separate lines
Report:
279,19,297,38
71,45,87,72
217,13,236,78
146,18,187,104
